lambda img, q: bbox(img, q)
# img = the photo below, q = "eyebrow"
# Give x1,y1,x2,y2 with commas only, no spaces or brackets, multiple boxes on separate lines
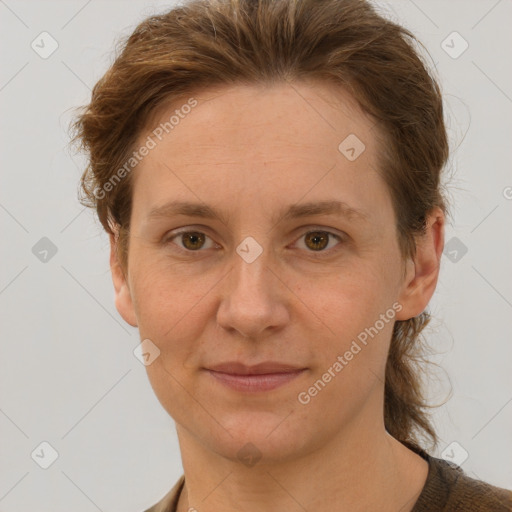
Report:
146,199,368,226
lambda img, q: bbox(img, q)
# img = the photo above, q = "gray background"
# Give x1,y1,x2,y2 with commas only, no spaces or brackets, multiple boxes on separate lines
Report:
0,0,511,510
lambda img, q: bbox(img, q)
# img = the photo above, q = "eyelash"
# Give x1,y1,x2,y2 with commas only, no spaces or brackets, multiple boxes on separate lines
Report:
163,227,345,257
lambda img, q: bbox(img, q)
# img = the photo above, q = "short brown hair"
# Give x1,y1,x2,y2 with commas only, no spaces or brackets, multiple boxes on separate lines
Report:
71,0,449,451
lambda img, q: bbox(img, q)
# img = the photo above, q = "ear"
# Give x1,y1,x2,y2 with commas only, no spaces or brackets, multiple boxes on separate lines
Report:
109,232,138,327
395,207,445,321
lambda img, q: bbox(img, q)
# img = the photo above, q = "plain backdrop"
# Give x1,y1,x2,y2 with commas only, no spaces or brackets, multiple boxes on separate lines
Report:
1,0,511,510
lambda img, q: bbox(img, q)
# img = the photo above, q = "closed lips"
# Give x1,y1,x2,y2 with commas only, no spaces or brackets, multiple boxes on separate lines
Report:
204,362,308,392
206,362,306,375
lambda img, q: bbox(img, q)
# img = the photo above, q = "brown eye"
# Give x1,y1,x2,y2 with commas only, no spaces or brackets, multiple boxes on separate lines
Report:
180,231,206,250
164,228,218,254
304,231,330,251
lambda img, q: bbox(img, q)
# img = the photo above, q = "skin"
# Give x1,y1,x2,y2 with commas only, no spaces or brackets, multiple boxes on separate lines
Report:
110,80,444,511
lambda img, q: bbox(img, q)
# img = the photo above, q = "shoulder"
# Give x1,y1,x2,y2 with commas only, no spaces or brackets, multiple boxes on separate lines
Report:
140,460,512,512
142,475,185,512
413,454,512,511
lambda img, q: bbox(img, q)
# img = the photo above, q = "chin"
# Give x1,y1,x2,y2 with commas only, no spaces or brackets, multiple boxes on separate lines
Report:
198,410,317,467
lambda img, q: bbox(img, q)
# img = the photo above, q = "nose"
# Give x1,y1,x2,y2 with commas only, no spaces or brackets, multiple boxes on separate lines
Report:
216,242,290,340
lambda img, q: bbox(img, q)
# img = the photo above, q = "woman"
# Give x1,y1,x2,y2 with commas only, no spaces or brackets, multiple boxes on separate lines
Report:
71,0,512,510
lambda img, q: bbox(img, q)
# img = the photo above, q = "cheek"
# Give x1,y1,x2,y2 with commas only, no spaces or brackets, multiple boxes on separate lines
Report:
297,274,397,419
306,264,399,379
129,262,215,416
318,263,395,325
129,254,214,337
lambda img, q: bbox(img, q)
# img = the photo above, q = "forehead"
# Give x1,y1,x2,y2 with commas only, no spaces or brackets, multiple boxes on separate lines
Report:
144,80,378,151
131,80,390,225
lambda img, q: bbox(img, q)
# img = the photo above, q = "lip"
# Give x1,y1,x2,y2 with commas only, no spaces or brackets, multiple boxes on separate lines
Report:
204,362,307,392
207,361,305,375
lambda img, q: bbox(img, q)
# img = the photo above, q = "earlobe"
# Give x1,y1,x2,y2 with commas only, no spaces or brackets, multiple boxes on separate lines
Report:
395,207,445,321
109,233,138,327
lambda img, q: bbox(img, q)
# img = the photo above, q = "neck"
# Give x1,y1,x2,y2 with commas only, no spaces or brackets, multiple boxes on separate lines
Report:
174,407,428,512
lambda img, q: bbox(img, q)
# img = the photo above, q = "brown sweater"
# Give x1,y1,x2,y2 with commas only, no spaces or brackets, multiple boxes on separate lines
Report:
143,450,512,511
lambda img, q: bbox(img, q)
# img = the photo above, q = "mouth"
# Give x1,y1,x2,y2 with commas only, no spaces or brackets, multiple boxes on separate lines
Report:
204,362,308,392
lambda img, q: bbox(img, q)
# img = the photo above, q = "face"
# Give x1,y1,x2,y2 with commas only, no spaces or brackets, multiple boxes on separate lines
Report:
112,81,436,464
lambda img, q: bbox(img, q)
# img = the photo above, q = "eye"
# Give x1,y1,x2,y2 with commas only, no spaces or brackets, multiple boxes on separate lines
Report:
294,229,344,253
163,227,345,255
164,229,217,252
